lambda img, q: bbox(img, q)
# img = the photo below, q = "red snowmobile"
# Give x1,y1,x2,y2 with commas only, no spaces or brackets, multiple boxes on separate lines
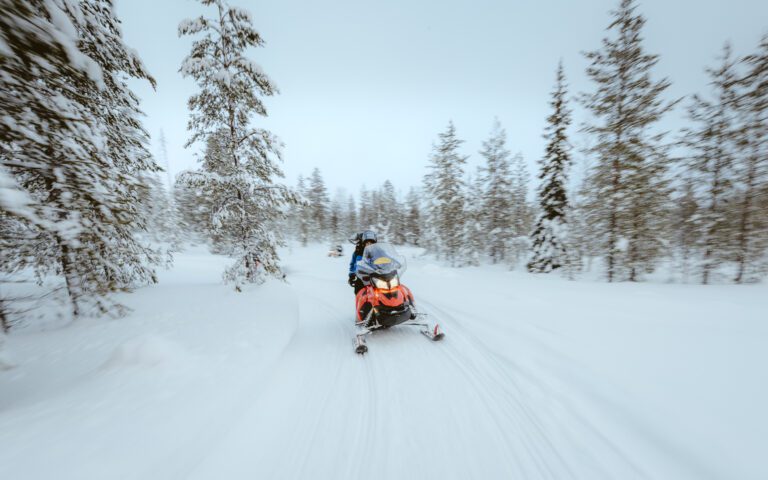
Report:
352,243,444,354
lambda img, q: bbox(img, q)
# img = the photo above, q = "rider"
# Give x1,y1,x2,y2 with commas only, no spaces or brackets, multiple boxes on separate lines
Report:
348,230,377,294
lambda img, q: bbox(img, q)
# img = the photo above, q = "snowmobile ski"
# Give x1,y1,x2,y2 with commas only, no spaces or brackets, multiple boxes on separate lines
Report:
354,328,371,354
421,323,445,341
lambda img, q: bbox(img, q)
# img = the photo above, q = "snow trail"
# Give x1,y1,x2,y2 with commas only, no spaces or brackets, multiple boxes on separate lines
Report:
1,244,766,479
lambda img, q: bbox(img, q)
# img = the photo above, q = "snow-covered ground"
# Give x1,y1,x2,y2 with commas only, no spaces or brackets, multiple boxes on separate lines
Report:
1,244,766,479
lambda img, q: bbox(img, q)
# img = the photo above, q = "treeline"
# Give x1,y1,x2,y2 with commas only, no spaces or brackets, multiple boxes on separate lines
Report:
285,0,768,284
284,168,425,248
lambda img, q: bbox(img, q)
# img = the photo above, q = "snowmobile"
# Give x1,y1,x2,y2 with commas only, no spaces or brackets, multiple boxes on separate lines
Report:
327,244,344,257
352,243,444,354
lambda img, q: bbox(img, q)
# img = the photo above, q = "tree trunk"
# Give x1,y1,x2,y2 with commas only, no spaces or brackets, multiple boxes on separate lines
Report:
734,155,757,284
57,236,80,319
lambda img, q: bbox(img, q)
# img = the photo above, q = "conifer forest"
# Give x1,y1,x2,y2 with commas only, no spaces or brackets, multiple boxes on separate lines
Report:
1,1,766,479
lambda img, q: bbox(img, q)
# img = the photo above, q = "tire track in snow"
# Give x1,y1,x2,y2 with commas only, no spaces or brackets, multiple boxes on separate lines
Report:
417,300,576,479
418,298,649,479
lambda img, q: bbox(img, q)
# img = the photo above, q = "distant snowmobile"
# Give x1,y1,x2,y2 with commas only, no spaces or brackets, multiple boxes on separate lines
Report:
327,244,343,257
352,243,444,354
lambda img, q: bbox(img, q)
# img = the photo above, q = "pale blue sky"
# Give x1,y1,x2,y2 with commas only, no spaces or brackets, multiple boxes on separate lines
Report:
118,0,768,194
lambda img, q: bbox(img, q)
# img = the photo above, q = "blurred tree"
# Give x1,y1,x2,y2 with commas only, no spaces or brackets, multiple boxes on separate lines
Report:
423,121,468,265
733,34,768,282
580,0,676,282
478,119,514,264
682,43,740,284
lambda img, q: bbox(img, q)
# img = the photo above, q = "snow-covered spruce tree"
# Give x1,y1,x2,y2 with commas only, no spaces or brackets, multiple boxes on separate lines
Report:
462,171,486,266
1,0,103,320
150,129,181,246
306,167,330,239
570,160,602,273
139,166,174,243
673,178,701,282
173,175,213,241
329,189,345,241
74,0,164,295
366,187,390,241
507,153,533,267
510,153,533,237
580,0,676,282
528,62,573,273
293,176,310,246
423,121,468,265
403,187,422,246
178,0,295,288
379,180,405,244
359,187,373,230
733,34,768,283
478,119,514,264
1,0,161,318
345,194,357,238
681,43,740,284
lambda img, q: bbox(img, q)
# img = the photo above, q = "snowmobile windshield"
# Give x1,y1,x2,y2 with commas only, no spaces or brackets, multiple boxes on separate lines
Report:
356,243,407,278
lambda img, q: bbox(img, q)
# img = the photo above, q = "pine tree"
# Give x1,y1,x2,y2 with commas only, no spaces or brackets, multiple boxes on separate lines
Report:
345,195,358,238
329,189,346,241
157,130,174,191
510,153,532,237
673,178,701,282
570,160,602,273
682,43,740,283
359,187,373,230
528,62,573,273
173,175,213,240
306,168,330,239
294,176,310,246
2,0,161,318
462,171,486,266
507,153,532,267
139,166,174,242
478,119,514,263
379,180,403,243
580,0,676,282
178,0,295,288
423,121,467,265
733,34,768,282
404,188,422,246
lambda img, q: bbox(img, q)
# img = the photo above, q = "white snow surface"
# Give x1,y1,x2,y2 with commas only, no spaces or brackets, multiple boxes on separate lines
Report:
1,244,766,479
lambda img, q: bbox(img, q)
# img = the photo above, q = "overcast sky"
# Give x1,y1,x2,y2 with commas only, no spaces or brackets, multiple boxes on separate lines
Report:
118,0,768,195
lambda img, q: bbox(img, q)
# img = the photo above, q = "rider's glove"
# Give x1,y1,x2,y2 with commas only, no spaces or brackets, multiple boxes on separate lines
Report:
348,274,356,287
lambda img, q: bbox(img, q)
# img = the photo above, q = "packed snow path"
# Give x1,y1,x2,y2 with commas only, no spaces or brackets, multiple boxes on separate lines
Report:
1,245,766,479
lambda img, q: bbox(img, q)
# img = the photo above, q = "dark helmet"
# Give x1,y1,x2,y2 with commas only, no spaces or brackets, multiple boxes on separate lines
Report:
360,230,377,244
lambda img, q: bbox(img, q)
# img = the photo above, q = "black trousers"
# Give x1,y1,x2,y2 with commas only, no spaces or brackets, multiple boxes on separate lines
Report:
352,278,365,295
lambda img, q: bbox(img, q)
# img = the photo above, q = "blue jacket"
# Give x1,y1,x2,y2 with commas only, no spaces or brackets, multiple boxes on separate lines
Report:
349,248,363,275
349,245,363,275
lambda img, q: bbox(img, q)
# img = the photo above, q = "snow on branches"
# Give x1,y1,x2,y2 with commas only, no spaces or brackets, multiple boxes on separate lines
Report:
178,0,295,289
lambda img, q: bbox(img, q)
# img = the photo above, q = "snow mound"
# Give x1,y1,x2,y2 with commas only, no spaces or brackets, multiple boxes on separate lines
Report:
101,335,192,370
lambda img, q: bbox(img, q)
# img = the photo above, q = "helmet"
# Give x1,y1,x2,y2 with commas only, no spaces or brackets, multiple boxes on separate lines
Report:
360,230,377,244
